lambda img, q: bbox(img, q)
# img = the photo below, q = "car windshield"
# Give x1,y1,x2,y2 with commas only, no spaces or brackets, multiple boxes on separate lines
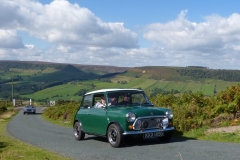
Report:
107,90,152,107
25,106,34,108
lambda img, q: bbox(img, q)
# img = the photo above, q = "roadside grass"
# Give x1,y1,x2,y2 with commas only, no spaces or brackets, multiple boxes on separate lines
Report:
0,110,72,160
41,113,71,127
180,127,240,143
200,132,240,143
178,127,208,139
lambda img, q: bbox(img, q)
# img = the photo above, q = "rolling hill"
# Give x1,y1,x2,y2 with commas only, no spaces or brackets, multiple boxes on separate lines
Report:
1,60,240,102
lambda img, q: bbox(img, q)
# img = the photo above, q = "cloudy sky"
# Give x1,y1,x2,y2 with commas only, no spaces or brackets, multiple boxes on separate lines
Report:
1,0,240,69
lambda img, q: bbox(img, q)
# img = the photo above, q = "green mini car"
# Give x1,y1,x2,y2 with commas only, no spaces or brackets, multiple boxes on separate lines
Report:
73,89,174,148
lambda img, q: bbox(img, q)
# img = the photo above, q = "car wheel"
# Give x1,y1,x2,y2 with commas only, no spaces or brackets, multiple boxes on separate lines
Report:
158,130,173,142
107,124,123,148
73,121,85,140
23,112,26,115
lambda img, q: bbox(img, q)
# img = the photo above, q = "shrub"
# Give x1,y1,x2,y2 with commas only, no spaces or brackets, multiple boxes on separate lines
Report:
0,101,12,114
43,101,79,124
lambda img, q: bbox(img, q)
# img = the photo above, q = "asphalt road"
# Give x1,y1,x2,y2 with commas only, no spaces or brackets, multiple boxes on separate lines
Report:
7,107,240,160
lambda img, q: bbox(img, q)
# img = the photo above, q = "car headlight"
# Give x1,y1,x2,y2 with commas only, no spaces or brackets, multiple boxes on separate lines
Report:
126,112,136,122
166,110,173,119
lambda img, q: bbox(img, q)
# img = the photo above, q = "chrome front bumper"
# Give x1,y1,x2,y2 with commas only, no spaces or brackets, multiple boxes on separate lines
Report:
122,127,174,135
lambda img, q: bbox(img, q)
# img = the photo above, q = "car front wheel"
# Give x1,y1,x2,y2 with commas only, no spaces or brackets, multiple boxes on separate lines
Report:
107,124,123,148
73,121,85,140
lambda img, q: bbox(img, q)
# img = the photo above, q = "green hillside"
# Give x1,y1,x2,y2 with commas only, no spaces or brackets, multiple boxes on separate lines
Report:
1,61,240,102
125,66,240,82
20,78,239,102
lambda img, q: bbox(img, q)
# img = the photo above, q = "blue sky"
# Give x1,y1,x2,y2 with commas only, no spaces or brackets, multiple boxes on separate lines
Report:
1,0,240,69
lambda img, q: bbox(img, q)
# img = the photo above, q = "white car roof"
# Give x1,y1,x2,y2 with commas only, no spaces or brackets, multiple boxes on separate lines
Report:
85,88,142,95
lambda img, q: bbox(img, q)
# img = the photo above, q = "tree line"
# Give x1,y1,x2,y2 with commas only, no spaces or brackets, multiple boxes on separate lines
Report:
177,69,240,82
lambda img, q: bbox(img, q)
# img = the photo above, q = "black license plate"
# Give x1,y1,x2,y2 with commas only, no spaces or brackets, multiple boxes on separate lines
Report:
143,131,164,139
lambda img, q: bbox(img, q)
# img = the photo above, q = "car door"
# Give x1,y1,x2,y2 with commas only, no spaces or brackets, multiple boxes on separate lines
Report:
78,94,93,132
88,107,108,135
87,94,109,135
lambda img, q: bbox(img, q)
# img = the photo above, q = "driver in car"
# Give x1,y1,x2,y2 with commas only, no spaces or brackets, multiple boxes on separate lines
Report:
118,94,130,105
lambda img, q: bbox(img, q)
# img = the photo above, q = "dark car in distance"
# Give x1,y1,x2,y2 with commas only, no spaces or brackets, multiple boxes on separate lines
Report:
73,89,174,148
23,105,36,114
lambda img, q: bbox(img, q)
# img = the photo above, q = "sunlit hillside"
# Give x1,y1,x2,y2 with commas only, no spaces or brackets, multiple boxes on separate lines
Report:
1,61,240,102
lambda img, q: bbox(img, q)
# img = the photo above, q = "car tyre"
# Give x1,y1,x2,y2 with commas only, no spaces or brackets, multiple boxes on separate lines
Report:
23,112,26,115
107,124,123,148
74,121,85,140
158,131,173,142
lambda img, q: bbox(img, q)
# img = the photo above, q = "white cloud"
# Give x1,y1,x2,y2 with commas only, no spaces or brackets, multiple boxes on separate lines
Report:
233,45,240,51
1,0,240,70
0,0,138,48
25,44,35,49
0,30,24,48
142,10,240,69
144,10,240,52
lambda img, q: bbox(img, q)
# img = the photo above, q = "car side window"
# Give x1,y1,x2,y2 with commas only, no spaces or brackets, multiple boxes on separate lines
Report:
93,94,106,108
107,93,118,106
81,94,92,109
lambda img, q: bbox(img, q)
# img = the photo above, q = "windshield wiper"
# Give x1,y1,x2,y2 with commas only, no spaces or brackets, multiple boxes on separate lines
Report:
140,102,153,106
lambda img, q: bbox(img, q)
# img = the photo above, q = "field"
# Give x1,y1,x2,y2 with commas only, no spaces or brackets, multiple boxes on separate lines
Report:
22,82,90,101
2,75,240,102
19,77,240,102
1,61,240,102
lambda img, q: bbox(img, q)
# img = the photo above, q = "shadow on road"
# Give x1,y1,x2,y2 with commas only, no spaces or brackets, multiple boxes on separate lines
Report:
83,130,197,148
22,113,42,115
172,130,197,141
122,136,197,147
85,136,108,142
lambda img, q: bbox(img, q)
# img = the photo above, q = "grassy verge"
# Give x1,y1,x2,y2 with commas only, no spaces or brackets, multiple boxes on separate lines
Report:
181,127,240,143
0,110,73,160
41,114,71,128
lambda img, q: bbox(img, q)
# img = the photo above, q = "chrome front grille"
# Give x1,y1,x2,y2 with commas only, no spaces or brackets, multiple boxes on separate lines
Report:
133,116,167,130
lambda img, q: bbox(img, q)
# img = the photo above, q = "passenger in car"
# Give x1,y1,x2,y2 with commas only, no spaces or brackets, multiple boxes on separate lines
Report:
95,95,106,108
